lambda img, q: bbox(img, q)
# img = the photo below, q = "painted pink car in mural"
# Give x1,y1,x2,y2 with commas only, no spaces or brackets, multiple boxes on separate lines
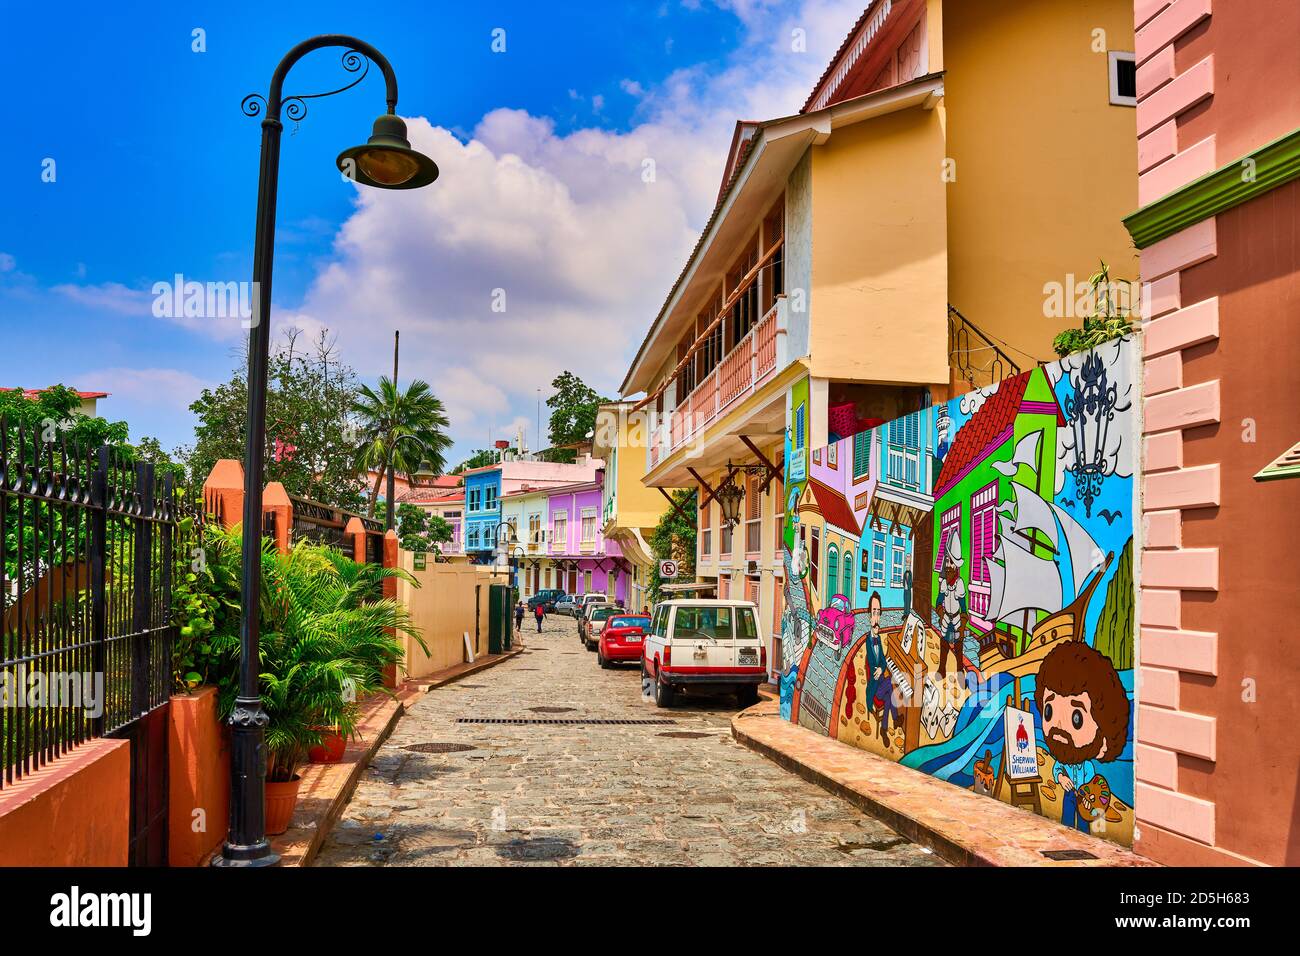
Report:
814,594,855,650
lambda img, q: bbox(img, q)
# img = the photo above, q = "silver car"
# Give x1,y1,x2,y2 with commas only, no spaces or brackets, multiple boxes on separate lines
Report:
555,597,581,616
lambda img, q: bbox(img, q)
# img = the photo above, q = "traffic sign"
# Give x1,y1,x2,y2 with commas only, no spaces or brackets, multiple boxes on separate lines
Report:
659,559,679,580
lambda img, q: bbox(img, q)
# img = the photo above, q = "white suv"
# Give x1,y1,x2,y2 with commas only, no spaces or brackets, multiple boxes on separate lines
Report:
641,599,767,708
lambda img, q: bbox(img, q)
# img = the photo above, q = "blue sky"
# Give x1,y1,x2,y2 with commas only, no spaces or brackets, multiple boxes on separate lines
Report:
0,0,860,465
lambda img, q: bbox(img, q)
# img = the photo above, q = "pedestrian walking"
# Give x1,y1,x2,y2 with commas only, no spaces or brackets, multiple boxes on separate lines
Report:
534,602,545,633
515,601,525,632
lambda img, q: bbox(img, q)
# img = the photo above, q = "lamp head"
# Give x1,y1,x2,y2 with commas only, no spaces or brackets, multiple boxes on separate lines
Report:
337,113,439,189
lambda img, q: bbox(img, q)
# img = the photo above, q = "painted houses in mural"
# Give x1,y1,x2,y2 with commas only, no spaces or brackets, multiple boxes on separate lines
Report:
593,401,670,612
619,0,1139,677
781,337,1139,845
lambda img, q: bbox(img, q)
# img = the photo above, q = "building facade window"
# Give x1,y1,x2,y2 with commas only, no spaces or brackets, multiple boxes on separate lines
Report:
745,475,762,555
886,417,921,490
581,508,597,543
842,549,853,601
468,487,482,511
936,505,962,572
853,430,871,479
700,499,712,556
553,511,567,549
484,485,497,510
871,531,886,586
826,543,839,596
810,527,820,589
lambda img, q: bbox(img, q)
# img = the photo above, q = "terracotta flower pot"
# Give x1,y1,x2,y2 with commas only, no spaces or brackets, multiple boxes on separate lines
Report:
265,776,302,836
308,728,347,764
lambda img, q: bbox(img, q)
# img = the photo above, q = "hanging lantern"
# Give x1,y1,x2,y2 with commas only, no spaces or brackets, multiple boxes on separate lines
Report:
715,478,745,528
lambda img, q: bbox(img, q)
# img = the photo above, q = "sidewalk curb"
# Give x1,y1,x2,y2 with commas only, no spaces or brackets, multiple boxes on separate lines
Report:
731,700,1156,868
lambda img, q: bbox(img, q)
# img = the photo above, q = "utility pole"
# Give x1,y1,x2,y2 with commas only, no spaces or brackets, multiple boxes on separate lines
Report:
386,329,400,531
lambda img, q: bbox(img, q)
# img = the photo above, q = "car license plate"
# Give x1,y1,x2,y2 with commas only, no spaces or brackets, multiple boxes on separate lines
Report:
739,654,758,666
627,634,641,642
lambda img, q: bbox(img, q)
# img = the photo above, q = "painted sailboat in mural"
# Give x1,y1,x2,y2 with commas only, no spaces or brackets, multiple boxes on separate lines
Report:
981,431,1113,677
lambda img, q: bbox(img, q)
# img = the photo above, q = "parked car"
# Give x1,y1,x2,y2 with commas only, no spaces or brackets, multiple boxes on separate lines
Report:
574,593,612,634
554,596,582,616
597,614,651,669
527,589,567,612
641,600,766,708
577,601,619,645
582,604,624,651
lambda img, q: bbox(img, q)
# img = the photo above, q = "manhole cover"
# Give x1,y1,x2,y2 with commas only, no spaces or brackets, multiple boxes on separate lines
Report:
657,731,714,739
495,837,580,862
528,706,576,714
1041,849,1098,861
403,742,476,754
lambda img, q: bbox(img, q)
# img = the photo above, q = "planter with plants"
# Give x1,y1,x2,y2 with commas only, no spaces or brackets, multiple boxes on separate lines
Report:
185,525,424,835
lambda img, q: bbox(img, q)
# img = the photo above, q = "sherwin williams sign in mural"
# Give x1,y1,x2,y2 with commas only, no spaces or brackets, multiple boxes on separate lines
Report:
778,337,1139,845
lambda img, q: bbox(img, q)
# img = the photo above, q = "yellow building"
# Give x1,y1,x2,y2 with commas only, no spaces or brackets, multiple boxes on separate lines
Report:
618,0,1137,660
593,401,669,612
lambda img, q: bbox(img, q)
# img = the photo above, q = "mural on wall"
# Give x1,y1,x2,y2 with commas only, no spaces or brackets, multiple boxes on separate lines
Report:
778,338,1139,845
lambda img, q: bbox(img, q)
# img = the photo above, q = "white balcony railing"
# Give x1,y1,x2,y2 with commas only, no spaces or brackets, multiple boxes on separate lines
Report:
648,296,789,472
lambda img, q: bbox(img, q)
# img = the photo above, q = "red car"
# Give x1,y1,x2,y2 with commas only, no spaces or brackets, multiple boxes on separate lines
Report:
597,614,652,669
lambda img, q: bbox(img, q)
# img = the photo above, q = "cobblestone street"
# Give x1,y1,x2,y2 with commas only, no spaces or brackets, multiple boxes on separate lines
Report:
315,615,944,867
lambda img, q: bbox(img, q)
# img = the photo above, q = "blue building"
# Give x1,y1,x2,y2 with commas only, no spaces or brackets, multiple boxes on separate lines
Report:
462,465,502,564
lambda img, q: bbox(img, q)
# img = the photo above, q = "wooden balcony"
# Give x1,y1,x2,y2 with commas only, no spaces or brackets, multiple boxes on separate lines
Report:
650,297,788,472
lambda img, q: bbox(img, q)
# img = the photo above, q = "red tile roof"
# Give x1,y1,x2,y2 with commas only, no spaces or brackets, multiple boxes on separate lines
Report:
934,372,1066,497
801,478,862,537
1,387,108,400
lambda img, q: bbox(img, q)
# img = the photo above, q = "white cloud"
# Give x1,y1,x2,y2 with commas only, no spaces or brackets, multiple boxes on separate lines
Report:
51,281,151,316
79,366,211,413
0,252,15,272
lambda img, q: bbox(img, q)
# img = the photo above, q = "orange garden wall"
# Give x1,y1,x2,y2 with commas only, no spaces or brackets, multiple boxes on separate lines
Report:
0,738,130,867
168,687,230,867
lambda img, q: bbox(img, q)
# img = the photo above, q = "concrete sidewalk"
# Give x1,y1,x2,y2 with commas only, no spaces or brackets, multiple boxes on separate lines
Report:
732,699,1157,868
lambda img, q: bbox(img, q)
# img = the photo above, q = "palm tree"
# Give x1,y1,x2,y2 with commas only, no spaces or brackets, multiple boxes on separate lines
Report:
351,377,452,518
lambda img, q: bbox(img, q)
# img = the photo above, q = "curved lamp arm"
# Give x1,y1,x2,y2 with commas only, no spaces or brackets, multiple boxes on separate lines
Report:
266,35,398,120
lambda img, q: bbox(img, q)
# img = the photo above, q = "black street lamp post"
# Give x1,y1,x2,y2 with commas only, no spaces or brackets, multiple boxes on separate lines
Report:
217,35,438,868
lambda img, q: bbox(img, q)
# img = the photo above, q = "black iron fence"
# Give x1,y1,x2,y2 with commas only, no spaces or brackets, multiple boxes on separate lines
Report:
1,420,203,795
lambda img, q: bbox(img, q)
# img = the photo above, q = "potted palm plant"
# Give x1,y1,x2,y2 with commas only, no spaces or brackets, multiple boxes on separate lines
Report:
203,527,423,834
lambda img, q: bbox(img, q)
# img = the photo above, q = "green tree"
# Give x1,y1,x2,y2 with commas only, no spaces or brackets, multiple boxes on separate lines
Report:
395,504,453,555
648,489,697,604
1093,537,1134,670
183,329,366,509
351,377,453,518
546,371,609,462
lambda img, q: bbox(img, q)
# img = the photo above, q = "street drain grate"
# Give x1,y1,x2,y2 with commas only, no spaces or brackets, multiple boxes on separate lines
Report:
403,742,476,754
657,731,714,739
1041,849,1098,861
528,706,576,714
495,837,579,862
457,717,676,726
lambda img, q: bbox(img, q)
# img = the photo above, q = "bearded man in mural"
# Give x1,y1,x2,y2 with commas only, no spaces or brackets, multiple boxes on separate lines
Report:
1035,642,1131,834
934,535,969,679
